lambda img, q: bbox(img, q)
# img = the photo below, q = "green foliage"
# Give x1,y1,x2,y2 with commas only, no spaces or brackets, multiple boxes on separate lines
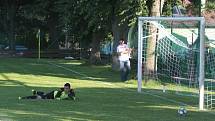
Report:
185,0,201,16
0,0,177,52
57,0,141,34
162,0,185,16
162,0,173,16
206,1,215,10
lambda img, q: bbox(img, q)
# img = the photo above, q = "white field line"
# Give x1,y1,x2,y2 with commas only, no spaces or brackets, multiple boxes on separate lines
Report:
45,60,215,114
46,61,93,79
111,85,215,114
45,61,189,104
45,61,114,86
115,85,195,108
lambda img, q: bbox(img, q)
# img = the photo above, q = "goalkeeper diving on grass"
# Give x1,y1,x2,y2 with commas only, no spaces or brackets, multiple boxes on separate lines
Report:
19,83,76,100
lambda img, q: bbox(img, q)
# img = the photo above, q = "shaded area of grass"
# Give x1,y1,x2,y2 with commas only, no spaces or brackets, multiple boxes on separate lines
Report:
0,85,214,121
0,58,214,121
0,58,120,83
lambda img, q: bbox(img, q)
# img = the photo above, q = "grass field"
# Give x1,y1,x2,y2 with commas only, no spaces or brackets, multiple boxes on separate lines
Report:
0,58,214,121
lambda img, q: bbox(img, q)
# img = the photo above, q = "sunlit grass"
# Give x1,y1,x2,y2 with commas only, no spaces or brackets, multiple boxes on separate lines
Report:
0,58,214,121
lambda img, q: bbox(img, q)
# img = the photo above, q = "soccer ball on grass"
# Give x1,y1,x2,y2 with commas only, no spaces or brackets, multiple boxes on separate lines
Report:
178,107,187,116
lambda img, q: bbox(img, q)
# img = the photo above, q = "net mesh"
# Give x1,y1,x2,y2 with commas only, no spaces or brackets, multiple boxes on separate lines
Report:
140,20,215,109
205,47,215,109
142,20,199,90
136,17,215,110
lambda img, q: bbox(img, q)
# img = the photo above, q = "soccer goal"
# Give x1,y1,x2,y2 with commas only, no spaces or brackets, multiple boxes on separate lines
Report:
137,17,205,110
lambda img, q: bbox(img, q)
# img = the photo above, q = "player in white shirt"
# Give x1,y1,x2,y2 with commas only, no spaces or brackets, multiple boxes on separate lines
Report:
117,39,131,81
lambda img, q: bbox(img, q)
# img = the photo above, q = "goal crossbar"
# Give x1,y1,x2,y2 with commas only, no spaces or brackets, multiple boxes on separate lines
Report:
139,17,204,21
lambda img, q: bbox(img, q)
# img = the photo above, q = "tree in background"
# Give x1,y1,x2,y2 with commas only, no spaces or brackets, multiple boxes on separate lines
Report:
0,0,29,50
2,0,207,66
143,0,165,81
27,0,62,49
111,0,147,69
57,0,140,65
205,0,215,10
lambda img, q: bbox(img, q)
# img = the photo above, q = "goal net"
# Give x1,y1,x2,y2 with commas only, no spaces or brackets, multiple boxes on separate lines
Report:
205,42,215,109
137,17,205,110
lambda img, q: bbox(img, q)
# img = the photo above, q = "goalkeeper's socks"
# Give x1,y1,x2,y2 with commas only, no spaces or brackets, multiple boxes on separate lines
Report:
32,89,37,95
18,96,22,100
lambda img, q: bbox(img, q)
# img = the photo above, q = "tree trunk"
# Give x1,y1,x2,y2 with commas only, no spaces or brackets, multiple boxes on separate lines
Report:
111,15,120,71
145,0,164,80
201,0,206,12
111,20,129,71
6,0,16,50
160,0,165,14
150,0,161,16
111,3,129,71
47,14,59,49
89,32,102,65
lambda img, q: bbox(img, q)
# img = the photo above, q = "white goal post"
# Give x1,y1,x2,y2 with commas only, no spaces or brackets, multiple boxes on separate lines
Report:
137,17,205,110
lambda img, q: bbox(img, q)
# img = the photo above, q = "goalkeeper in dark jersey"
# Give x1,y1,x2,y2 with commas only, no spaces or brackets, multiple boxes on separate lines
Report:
19,83,76,100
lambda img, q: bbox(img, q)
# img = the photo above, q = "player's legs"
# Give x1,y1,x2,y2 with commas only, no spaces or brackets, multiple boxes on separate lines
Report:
124,60,131,81
19,95,40,99
43,91,55,99
120,61,129,81
32,90,46,99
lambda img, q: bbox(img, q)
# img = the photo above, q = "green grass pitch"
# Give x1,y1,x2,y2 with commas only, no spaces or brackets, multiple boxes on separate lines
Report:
0,58,214,121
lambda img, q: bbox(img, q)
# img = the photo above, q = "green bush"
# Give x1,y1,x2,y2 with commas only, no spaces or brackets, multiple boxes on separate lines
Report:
206,1,215,10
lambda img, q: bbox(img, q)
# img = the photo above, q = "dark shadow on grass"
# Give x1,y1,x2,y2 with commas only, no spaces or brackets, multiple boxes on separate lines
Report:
0,85,214,121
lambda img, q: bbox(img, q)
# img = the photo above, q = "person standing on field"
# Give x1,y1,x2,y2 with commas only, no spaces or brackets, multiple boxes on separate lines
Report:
117,38,131,81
